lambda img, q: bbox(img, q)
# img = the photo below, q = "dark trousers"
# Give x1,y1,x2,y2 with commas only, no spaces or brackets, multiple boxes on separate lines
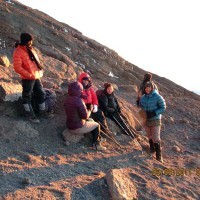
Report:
91,110,109,133
107,112,133,137
22,79,45,104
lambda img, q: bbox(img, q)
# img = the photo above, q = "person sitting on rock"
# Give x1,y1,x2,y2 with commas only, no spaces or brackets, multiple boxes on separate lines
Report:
140,81,166,163
98,82,134,138
64,81,106,151
78,72,115,137
136,72,158,107
13,33,52,123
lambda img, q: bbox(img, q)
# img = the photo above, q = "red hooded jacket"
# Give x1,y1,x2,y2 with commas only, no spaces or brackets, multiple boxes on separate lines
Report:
78,72,98,106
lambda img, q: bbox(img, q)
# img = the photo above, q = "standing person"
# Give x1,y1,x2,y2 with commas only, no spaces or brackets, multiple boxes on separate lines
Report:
13,33,50,123
140,81,166,163
136,72,158,107
64,81,106,151
98,82,134,137
78,72,114,136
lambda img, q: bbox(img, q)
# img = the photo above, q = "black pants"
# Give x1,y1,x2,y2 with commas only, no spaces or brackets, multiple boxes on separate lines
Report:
91,126,100,145
107,112,133,137
91,110,109,133
22,79,45,104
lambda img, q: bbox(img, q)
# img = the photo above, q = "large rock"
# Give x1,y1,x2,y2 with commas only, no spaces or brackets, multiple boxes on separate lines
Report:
106,169,137,200
0,55,10,67
62,129,84,144
0,81,22,102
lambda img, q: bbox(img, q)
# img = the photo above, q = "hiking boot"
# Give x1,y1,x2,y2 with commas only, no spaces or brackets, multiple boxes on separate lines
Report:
100,137,107,143
39,110,54,118
96,144,107,151
154,142,163,163
149,139,155,154
24,111,40,124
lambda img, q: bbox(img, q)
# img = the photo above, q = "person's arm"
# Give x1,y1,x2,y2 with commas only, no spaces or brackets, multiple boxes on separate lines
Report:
78,100,91,119
114,95,121,113
13,51,33,78
99,95,115,113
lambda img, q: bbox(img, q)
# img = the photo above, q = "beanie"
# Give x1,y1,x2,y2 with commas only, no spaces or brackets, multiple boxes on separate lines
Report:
143,73,152,82
144,81,153,89
20,33,33,45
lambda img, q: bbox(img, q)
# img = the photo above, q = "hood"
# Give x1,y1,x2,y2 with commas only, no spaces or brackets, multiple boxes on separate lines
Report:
78,72,91,83
68,81,83,97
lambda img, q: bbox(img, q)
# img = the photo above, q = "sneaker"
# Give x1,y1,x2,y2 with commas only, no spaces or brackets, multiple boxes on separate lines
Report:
96,144,107,151
24,111,40,124
29,117,40,124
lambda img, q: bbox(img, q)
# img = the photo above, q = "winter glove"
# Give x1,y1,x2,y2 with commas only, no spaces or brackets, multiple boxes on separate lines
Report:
86,103,93,111
146,111,156,119
92,105,98,113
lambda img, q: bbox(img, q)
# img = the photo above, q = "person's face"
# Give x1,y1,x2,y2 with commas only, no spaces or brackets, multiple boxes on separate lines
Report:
145,86,152,94
82,79,89,86
27,40,33,47
106,86,114,94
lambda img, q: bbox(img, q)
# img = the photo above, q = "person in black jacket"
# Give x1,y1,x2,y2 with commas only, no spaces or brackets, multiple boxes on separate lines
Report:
98,83,133,137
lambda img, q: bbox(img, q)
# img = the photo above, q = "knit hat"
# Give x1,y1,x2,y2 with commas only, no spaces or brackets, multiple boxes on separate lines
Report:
143,73,152,82
20,33,33,45
144,81,153,89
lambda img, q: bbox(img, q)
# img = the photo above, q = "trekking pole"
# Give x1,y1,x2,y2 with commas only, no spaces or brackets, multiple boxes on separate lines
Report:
113,115,143,151
118,114,143,151
91,115,124,149
100,129,124,149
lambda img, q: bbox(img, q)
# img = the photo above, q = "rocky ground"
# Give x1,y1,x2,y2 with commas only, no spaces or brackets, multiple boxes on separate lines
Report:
0,1,199,199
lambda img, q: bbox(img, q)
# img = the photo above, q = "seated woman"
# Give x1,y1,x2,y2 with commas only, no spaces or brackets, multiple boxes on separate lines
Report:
64,81,106,151
78,72,115,136
98,82,134,138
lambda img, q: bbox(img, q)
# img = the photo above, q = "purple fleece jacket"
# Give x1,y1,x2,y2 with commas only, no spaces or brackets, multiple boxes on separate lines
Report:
64,81,88,130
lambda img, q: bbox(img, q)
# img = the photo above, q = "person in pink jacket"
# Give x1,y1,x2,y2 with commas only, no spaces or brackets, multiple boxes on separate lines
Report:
78,72,114,137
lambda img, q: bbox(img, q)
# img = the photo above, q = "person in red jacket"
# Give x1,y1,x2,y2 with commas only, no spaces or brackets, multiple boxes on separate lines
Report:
13,33,51,123
64,81,106,151
78,72,115,137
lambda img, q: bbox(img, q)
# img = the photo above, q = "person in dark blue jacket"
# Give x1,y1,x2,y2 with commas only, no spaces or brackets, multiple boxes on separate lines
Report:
140,81,166,163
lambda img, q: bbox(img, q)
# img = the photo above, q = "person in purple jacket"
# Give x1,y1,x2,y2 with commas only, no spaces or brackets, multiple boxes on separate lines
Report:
64,81,106,151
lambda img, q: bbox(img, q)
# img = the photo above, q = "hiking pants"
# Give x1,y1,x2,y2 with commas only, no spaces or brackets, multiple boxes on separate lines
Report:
69,120,100,144
91,110,109,133
22,79,45,104
144,125,161,143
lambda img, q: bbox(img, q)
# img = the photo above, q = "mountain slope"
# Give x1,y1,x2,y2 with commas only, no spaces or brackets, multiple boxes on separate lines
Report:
0,1,199,199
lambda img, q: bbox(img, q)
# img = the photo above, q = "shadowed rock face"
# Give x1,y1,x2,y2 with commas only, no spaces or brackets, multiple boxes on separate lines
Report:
0,1,200,200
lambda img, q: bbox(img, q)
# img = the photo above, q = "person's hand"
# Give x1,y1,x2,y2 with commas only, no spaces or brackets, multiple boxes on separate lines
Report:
92,105,98,113
146,111,156,119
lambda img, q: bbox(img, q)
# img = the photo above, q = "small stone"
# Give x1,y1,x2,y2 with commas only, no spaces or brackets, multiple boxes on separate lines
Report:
172,145,181,152
22,177,32,184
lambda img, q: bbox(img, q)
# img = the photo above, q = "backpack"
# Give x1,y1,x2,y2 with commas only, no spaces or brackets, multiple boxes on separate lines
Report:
31,89,57,113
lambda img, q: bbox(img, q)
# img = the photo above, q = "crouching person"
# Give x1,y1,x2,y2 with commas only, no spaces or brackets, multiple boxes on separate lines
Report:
140,81,166,163
64,81,106,151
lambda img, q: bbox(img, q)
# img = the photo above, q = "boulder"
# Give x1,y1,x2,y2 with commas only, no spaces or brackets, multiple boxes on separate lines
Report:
0,81,22,102
106,169,137,200
62,129,84,144
0,55,10,67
